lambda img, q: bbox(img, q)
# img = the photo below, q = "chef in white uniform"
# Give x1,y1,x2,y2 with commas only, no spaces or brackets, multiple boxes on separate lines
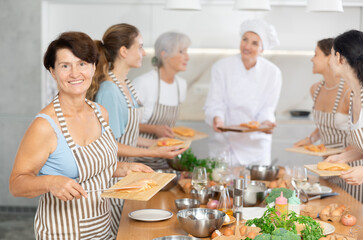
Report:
204,19,282,166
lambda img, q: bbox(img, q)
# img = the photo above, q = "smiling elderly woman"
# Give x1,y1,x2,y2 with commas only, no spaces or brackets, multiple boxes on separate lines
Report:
9,31,152,239
204,19,282,166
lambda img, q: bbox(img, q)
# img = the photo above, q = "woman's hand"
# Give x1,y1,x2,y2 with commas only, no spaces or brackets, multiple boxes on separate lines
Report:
324,153,346,163
260,120,276,134
340,166,363,185
153,146,187,159
294,137,311,147
48,175,87,201
154,125,174,138
213,117,224,132
114,162,154,177
324,149,363,164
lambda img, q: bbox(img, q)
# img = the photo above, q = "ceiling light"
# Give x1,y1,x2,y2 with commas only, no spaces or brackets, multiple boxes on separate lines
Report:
235,0,271,11
307,0,343,12
166,0,201,10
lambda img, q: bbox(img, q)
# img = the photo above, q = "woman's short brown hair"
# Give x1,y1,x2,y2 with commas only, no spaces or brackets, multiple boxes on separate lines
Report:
43,31,98,71
317,38,334,56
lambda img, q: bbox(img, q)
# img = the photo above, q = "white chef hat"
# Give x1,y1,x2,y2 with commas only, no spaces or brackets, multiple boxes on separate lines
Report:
240,19,280,50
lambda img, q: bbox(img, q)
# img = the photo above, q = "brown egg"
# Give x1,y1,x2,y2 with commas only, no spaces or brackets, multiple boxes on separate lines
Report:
269,181,278,188
247,231,258,239
211,230,222,239
239,225,248,236
223,227,234,236
278,181,287,188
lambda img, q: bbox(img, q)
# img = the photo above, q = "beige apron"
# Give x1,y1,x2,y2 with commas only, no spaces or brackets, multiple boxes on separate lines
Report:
344,90,363,203
135,70,180,170
311,80,356,198
34,95,118,239
107,71,144,235
312,79,349,148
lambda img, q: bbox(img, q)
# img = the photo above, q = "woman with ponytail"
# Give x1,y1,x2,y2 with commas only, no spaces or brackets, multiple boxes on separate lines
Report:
87,24,186,235
132,32,191,169
325,30,363,202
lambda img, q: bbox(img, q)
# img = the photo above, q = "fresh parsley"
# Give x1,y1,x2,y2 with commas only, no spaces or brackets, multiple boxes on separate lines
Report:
246,207,324,240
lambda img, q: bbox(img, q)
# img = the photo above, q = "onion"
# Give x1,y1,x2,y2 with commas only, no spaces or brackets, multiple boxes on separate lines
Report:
341,214,357,226
207,199,219,209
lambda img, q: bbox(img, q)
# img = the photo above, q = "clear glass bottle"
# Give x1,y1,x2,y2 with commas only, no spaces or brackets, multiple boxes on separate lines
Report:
217,186,233,217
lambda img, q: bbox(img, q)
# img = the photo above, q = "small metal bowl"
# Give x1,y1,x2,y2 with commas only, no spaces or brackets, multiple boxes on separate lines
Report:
175,198,201,210
243,181,268,207
190,188,212,204
177,208,225,238
249,165,279,181
153,236,201,240
166,155,188,171
155,169,182,191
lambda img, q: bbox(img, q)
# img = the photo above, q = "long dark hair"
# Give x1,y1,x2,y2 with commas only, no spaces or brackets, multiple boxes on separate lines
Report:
333,30,363,84
87,23,139,100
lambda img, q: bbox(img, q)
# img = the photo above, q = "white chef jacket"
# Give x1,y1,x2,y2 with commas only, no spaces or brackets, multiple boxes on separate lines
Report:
204,54,282,166
133,70,187,123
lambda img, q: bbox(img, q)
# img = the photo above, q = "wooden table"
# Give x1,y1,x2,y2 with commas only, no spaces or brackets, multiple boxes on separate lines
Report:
117,179,362,240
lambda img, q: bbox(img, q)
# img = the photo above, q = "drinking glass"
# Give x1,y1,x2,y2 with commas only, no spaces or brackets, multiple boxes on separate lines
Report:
291,166,308,190
191,167,208,192
212,150,232,185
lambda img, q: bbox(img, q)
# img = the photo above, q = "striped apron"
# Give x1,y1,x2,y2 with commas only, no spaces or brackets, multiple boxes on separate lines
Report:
135,71,180,170
344,90,363,203
312,79,349,148
34,95,118,240
107,71,144,235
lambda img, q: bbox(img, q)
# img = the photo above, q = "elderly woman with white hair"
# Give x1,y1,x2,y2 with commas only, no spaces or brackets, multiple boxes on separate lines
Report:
133,31,191,169
204,19,282,166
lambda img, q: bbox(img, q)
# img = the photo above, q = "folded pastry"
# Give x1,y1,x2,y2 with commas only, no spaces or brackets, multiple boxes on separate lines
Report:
304,144,326,152
113,179,158,193
173,126,195,137
240,120,260,129
317,162,350,171
157,138,184,147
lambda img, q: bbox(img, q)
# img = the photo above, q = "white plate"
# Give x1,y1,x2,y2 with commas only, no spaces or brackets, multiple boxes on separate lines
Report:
242,207,268,220
128,209,173,222
318,220,335,235
305,186,332,195
297,220,335,236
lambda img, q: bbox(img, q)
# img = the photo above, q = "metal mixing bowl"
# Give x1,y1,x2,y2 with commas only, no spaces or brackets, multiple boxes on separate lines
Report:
190,188,212,204
166,155,188,171
153,236,200,240
249,165,279,181
177,208,225,238
243,181,268,207
175,198,201,210
155,169,182,191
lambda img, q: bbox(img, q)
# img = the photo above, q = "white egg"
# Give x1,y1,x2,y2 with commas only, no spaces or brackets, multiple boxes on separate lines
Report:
224,214,230,223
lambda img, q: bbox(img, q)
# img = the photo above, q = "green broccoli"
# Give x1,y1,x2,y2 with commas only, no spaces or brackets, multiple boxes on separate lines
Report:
255,234,272,240
265,188,294,204
271,228,300,240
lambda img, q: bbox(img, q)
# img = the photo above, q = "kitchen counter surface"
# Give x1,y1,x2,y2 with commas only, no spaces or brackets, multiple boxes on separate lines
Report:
117,179,362,240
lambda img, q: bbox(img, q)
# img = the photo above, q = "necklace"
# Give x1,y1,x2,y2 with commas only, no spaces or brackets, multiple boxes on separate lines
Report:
323,82,339,90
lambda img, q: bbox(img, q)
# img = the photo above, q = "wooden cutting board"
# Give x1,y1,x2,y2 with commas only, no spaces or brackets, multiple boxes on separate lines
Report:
285,146,344,157
101,172,176,201
305,164,346,176
172,126,208,141
149,138,191,150
218,125,272,133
